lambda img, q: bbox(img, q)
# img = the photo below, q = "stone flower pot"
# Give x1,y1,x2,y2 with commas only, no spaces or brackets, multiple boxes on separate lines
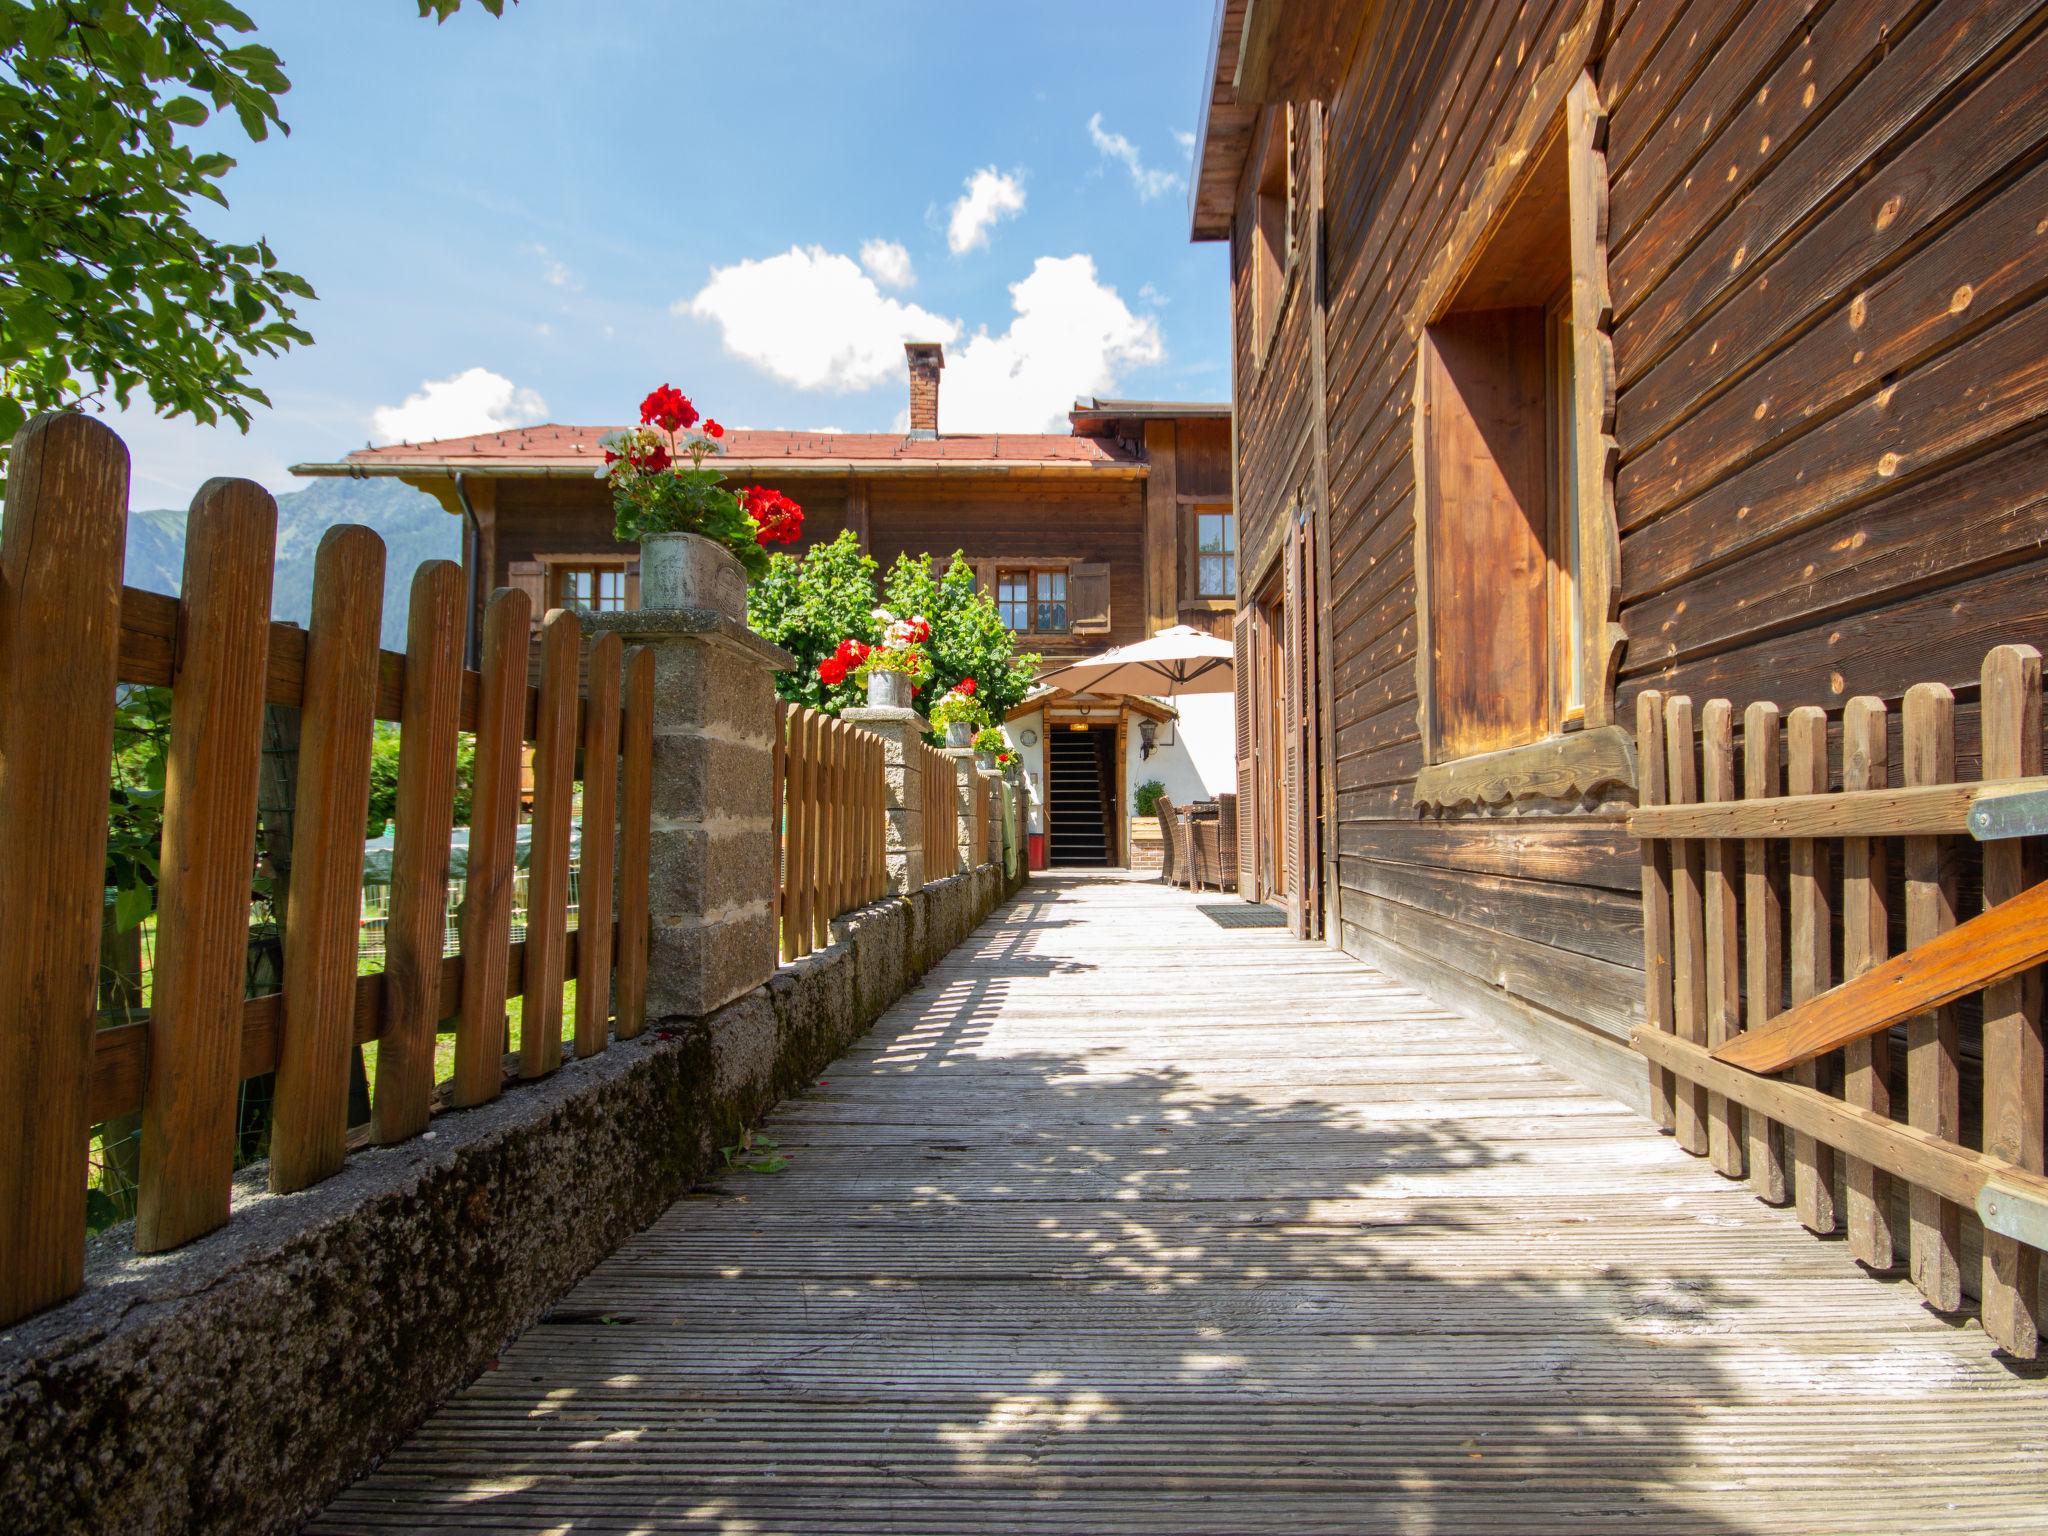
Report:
975,751,998,772
639,530,747,621
944,720,974,748
867,669,914,710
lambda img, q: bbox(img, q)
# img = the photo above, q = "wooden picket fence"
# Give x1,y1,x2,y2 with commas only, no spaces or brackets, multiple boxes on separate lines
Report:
1630,642,2048,1357
0,414,654,1328
774,702,887,962
918,740,962,881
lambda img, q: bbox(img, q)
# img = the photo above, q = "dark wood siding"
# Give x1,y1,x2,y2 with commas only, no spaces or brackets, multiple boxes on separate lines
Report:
1242,0,2048,1102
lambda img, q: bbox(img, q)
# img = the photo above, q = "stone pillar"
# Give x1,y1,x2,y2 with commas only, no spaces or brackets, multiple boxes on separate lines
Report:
944,747,978,865
586,607,794,1022
844,703,927,892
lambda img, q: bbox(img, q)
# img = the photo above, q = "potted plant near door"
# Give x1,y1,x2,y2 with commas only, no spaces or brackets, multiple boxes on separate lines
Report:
971,726,1008,772
602,384,803,620
844,608,932,709
929,677,987,746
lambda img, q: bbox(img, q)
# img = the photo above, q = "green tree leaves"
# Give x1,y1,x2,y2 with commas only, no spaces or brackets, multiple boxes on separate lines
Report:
748,531,1041,728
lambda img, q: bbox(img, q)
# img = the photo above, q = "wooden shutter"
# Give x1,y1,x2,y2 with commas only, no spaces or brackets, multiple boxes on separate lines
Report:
625,558,641,610
972,558,995,595
1232,607,1257,899
506,561,547,629
1281,531,1302,925
1295,517,1323,940
1070,562,1112,635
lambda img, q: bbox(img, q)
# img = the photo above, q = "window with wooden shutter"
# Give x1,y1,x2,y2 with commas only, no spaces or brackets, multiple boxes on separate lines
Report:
1407,73,1627,809
1069,562,1111,636
505,561,546,628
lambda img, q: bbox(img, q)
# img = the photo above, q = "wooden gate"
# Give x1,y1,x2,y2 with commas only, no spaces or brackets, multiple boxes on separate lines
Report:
1630,643,2048,1356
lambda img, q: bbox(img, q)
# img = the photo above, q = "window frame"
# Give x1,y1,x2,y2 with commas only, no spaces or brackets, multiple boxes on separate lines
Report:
1406,68,1630,812
1186,502,1238,603
1248,104,1295,367
545,559,632,615
995,563,1074,636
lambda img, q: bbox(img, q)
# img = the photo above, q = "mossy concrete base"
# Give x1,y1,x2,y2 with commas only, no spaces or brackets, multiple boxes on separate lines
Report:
0,861,1017,1536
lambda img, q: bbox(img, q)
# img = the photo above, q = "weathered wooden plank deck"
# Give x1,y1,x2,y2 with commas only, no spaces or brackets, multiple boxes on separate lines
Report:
315,874,2048,1534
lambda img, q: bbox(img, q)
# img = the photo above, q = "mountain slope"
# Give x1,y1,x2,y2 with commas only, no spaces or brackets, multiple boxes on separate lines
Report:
126,477,462,651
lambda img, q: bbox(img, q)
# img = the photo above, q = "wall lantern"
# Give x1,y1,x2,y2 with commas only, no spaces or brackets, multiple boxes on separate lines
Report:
1138,718,1158,759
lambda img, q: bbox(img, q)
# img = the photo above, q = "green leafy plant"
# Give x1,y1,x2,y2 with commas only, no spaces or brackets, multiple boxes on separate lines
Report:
748,531,883,713
106,686,171,932
1133,778,1168,817
928,681,990,730
719,1127,788,1175
881,552,1040,719
366,723,477,838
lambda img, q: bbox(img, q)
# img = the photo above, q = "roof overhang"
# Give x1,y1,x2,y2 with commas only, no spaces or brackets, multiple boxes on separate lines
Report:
290,458,1148,506
1189,0,1383,241
1006,686,1179,725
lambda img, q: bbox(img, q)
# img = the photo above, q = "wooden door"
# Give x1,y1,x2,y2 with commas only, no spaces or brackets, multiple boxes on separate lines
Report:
1285,512,1323,939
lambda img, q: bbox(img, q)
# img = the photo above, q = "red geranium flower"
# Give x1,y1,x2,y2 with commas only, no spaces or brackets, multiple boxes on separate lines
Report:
704,419,725,439
741,484,804,546
818,656,848,685
957,677,977,695
640,384,698,434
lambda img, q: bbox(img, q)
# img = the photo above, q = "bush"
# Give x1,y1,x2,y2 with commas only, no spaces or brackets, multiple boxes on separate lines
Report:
749,532,1041,723
1132,778,1168,817
366,722,477,838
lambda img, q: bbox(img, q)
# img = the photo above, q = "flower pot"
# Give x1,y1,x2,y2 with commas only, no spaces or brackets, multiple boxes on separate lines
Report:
944,720,974,748
638,530,747,621
867,669,914,710
975,751,998,772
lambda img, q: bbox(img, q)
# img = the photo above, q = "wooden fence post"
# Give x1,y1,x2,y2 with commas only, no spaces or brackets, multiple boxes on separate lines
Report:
454,587,531,1105
1741,701,1789,1204
1636,689,1675,1131
1664,696,1708,1157
1903,682,1962,1310
1980,643,2043,1356
136,480,278,1249
0,414,128,1325
520,609,579,1079
1840,695,1895,1271
370,560,465,1145
270,526,385,1194
575,632,624,1060
1786,705,1838,1235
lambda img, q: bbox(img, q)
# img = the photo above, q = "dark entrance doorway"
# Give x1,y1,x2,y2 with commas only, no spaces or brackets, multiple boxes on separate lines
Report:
1046,724,1115,866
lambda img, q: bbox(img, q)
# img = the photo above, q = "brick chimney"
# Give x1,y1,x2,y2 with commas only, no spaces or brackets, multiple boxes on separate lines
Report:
905,342,944,439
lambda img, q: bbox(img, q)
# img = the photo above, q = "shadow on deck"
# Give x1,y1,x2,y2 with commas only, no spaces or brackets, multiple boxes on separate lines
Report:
313,875,2048,1534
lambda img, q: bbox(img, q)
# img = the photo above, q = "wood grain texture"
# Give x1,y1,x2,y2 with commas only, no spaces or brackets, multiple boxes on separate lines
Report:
613,647,653,1039
454,588,531,1106
1699,699,1743,1177
1785,705,1837,1235
1635,689,1675,1129
270,526,385,1194
1839,696,1895,1272
1980,643,2044,1357
1741,701,1790,1205
574,633,623,1061
1903,682,1963,1311
0,413,129,1324
1664,696,1708,1155
313,874,2048,1533
371,560,465,1146
136,480,278,1249
519,609,579,1079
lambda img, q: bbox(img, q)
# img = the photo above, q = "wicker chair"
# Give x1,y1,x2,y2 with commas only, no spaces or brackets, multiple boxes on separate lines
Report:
1213,793,1239,892
1156,793,1179,886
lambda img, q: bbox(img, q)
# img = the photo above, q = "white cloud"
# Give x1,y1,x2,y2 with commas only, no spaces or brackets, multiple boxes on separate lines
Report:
940,255,1163,432
1088,114,1182,202
947,167,1026,254
860,238,916,289
528,243,581,290
1175,128,1197,153
1138,282,1169,308
681,245,959,392
369,367,548,445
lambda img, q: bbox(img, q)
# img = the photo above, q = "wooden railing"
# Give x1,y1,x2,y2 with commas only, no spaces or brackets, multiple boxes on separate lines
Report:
774,703,887,962
0,415,653,1327
1630,642,2047,1357
918,741,961,881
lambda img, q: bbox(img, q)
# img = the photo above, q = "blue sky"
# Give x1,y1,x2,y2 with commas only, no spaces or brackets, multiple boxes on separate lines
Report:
112,0,1230,509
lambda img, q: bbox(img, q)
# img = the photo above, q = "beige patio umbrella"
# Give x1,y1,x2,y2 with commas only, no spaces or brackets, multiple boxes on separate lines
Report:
1033,624,1234,698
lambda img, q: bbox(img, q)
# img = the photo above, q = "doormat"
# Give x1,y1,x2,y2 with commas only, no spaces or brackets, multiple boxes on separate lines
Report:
1197,903,1288,929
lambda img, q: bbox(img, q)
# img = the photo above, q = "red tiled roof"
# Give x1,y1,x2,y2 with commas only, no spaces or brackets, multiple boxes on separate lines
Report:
323,423,1141,470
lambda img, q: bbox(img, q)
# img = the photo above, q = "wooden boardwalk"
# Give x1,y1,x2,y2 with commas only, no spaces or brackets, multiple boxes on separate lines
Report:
316,875,2048,1534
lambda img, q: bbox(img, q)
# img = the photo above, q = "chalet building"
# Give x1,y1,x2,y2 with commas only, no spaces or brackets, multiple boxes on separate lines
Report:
294,347,1237,868
1191,0,2048,1106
